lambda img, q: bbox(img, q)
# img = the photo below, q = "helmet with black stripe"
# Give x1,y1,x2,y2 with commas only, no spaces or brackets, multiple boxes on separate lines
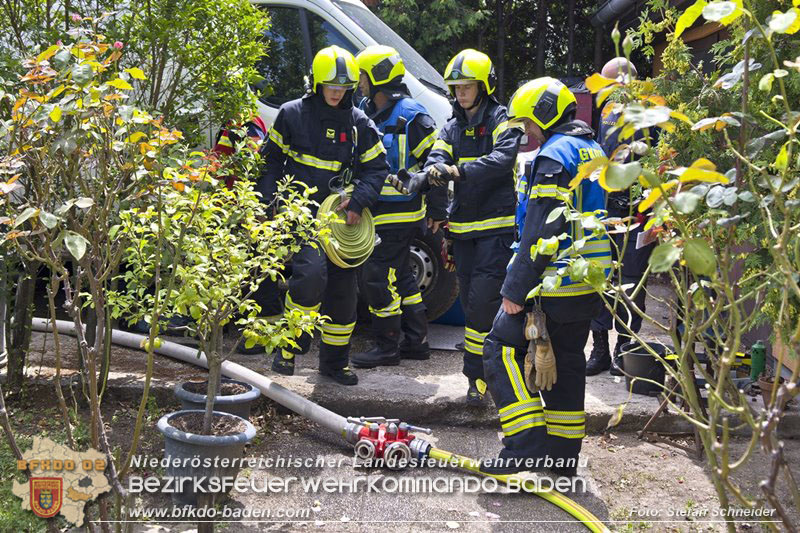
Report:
443,49,497,97
311,45,359,94
507,77,576,131
356,45,405,87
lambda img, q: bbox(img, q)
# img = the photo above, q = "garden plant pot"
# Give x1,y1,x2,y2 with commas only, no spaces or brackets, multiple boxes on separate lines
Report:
175,378,261,419
621,341,668,396
758,376,788,410
157,409,256,506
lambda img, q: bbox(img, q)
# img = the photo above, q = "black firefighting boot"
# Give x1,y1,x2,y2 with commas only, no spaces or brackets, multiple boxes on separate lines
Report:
585,329,611,376
271,350,295,376
466,378,486,407
351,316,401,368
398,307,430,360
319,342,359,386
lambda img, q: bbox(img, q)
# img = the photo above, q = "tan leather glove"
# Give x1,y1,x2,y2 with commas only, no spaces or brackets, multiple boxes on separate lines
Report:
426,163,460,186
534,339,557,391
524,340,537,392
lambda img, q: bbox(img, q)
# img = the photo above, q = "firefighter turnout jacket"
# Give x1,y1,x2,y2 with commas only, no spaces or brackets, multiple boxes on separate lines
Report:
425,97,521,239
257,92,387,216
502,120,611,302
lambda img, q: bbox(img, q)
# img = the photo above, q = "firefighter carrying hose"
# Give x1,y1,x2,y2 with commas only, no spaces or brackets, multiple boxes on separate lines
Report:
350,45,446,368
480,78,611,476
256,46,388,385
389,49,522,405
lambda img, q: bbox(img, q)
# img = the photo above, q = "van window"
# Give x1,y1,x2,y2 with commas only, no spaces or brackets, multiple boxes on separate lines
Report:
307,11,358,56
254,7,310,106
332,0,447,95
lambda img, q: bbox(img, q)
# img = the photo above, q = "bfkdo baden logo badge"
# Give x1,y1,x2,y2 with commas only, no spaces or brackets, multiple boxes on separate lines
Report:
12,437,111,526
30,478,63,518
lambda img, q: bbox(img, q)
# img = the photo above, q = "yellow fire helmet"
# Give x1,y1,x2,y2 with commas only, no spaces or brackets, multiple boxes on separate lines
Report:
443,49,497,96
356,45,405,86
311,45,359,93
507,77,576,131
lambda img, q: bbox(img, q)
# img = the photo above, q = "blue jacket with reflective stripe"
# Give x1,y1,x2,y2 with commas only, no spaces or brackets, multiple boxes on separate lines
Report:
377,98,427,191
361,95,444,227
503,125,611,300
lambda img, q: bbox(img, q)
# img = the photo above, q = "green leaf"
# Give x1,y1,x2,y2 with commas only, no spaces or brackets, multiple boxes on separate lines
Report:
738,191,755,202
759,73,775,92
546,206,566,224
38,210,59,229
542,276,560,292
71,63,94,86
124,67,147,80
774,142,789,171
53,49,72,69
675,0,708,38
702,1,737,22
568,258,589,281
14,207,39,228
586,262,608,290
605,162,642,190
706,186,725,208
623,104,672,129
673,192,700,214
49,106,62,122
74,197,94,209
64,231,89,261
649,243,681,273
683,238,716,277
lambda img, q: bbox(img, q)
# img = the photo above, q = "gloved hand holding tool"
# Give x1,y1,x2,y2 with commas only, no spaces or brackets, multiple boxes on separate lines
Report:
388,163,461,195
523,307,557,392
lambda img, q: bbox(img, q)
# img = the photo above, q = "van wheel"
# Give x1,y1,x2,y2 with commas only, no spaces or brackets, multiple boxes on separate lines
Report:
356,230,459,322
410,230,458,320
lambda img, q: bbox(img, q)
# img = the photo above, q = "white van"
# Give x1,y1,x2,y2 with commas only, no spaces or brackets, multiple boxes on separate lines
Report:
251,0,459,320
251,0,451,127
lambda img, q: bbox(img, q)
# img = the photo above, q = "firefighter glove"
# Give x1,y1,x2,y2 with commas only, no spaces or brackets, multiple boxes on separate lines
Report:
441,236,456,272
388,168,428,195
534,339,557,391
426,163,459,186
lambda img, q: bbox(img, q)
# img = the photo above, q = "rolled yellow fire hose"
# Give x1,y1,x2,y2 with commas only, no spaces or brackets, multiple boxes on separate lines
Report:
429,448,610,533
318,188,376,269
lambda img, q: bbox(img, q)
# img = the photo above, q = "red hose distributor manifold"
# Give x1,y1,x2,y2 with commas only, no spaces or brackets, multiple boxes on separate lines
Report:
343,416,432,470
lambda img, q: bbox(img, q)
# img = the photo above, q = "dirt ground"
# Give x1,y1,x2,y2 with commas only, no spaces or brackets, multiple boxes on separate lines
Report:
3,276,798,530
2,389,798,532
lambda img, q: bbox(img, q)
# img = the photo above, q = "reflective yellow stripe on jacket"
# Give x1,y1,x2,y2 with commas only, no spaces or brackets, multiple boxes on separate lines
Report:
449,215,515,234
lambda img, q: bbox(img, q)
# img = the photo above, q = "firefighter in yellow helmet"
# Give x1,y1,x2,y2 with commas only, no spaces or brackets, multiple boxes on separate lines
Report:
390,49,523,405
256,45,388,385
480,77,611,476
350,45,446,368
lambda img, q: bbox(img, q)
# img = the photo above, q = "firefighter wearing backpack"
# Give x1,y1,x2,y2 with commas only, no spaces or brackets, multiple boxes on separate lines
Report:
480,77,611,476
349,45,446,369
256,46,387,385
391,49,522,405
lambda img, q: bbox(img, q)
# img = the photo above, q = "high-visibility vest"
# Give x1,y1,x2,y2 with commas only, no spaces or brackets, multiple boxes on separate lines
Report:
374,97,429,202
523,133,612,297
